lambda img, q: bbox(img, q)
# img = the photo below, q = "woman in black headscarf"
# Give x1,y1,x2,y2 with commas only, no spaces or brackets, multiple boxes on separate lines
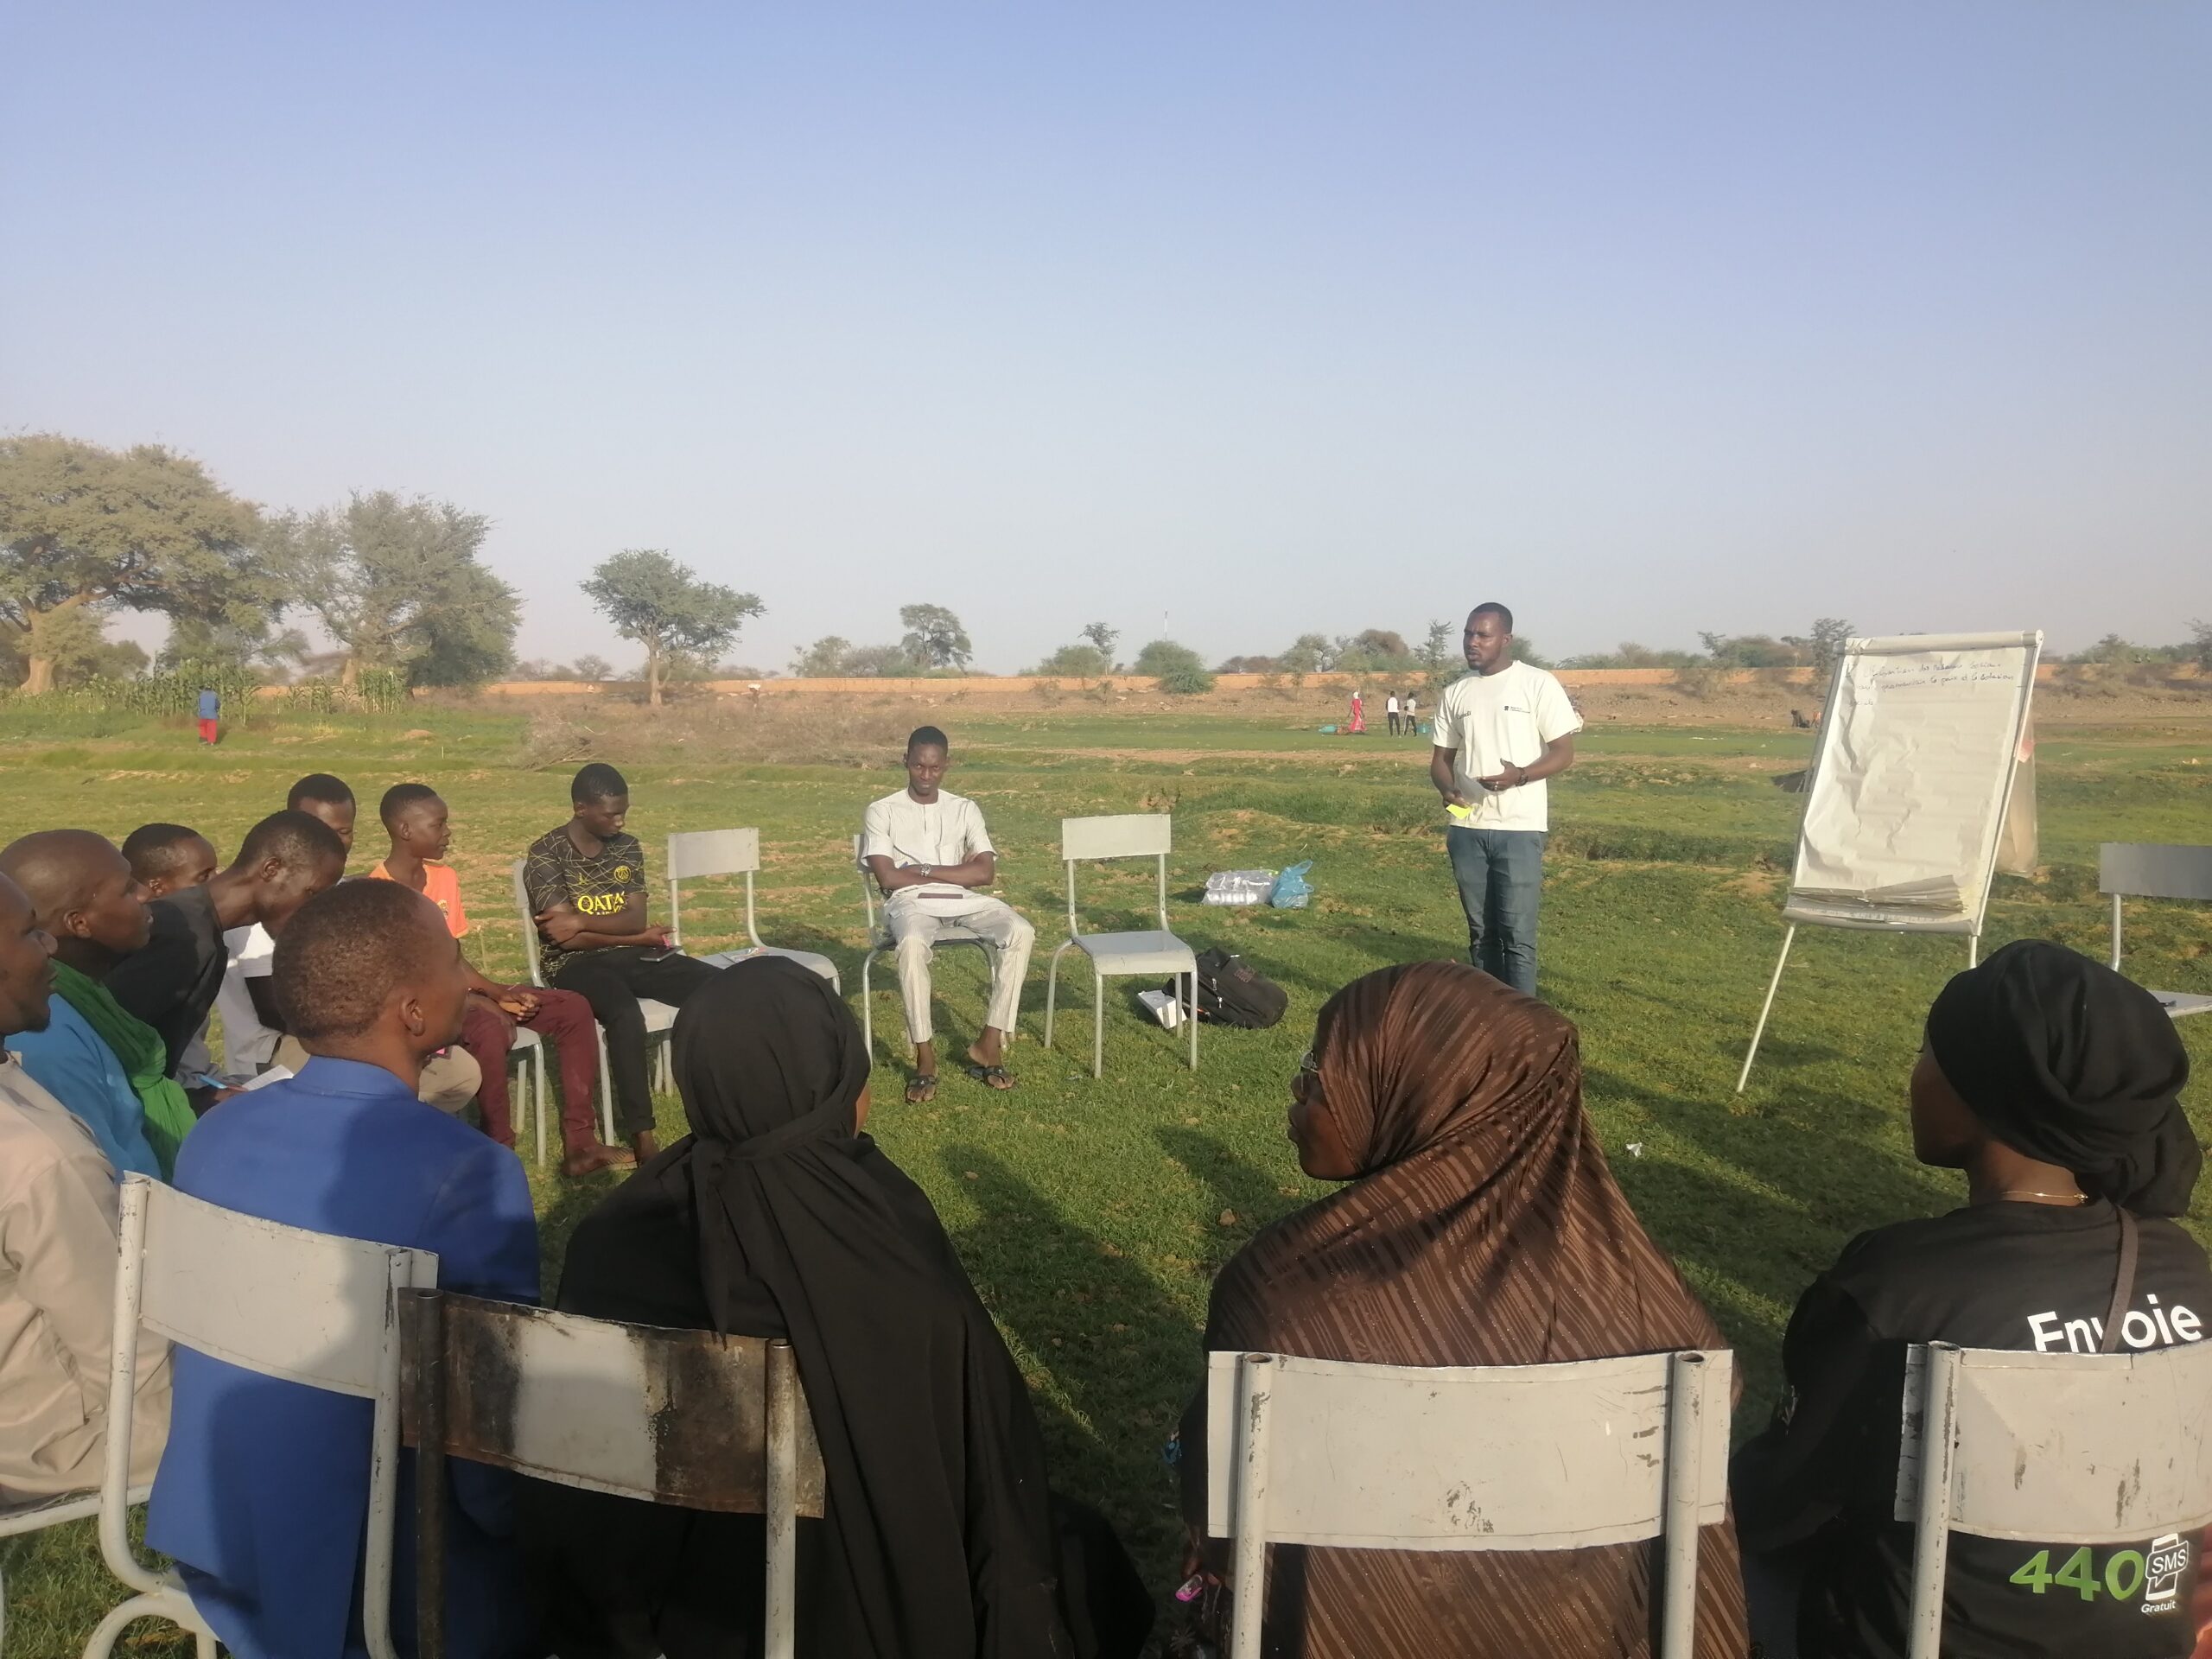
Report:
524,957,1151,1659
1731,940,2212,1659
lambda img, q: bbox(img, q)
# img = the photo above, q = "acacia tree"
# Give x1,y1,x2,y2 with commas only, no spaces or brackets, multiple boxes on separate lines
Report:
582,550,762,707
1079,620,1120,665
899,603,972,671
0,434,271,692
275,492,521,689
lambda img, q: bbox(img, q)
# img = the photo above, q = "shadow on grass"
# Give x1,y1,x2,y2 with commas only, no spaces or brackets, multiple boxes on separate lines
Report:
937,1147,1197,1589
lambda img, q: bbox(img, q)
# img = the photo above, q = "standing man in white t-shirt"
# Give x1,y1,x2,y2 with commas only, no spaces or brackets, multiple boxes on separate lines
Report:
861,725,1034,1103
1428,602,1582,997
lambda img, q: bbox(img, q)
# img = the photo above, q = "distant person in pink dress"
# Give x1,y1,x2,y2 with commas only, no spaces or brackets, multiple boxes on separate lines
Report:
1348,689,1366,734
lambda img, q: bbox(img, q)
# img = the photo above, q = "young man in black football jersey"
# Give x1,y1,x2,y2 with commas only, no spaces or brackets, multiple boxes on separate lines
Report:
1732,940,2212,1659
520,764,718,1160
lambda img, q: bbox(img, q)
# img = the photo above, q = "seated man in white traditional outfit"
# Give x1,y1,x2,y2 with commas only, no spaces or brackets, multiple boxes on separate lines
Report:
861,725,1033,1103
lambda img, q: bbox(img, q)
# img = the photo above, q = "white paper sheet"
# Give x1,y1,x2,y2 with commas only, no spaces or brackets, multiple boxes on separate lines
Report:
1784,632,2041,936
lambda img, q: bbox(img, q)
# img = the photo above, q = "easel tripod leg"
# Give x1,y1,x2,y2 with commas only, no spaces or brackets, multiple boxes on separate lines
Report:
1736,925,1798,1095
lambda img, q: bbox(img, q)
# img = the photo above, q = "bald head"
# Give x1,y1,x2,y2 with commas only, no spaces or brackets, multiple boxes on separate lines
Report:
0,830,149,976
0,873,56,1037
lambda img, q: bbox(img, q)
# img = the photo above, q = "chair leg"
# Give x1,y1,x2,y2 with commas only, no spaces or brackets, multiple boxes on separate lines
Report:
1093,971,1104,1079
532,1045,546,1167
1043,955,1057,1050
595,1028,617,1147
1044,941,1077,1052
82,1589,207,1659
1189,970,1200,1071
861,951,876,1061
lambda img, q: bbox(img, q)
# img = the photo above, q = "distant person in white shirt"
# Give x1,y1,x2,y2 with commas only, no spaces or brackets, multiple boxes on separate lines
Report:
1385,692,1402,736
1428,602,1581,998
861,726,1034,1103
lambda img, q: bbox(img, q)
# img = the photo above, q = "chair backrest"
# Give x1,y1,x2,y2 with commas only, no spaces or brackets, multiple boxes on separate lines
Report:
1205,1349,1727,1659
129,1174,437,1395
400,1291,824,1659
1062,812,1172,862
1205,1348,1728,1549
511,859,545,988
1060,814,1173,933
668,827,762,881
107,1175,435,1659
401,1292,824,1514
1895,1338,2212,1659
666,829,763,950
2099,843,2212,904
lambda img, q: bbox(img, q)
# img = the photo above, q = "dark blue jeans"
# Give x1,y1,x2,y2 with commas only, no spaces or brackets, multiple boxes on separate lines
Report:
1446,826,1545,997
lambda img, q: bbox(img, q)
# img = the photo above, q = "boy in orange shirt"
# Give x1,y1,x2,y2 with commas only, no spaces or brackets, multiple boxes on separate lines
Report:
371,784,629,1176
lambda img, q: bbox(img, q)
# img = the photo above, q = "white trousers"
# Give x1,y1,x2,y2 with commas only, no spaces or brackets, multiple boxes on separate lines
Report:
885,889,1035,1046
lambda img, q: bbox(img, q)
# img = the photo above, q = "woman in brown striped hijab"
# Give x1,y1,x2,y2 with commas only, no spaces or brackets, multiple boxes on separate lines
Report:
1178,961,1748,1657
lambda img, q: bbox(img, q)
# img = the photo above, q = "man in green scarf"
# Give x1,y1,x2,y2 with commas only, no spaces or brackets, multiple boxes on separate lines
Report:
0,830,194,1179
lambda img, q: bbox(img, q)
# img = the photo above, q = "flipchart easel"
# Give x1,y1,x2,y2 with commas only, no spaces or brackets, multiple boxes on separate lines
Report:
1737,631,2043,1092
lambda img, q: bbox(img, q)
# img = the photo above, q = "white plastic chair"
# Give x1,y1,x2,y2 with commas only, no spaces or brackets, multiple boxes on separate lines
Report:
512,859,669,1147
854,835,993,1062
2,1485,148,1653
667,829,841,988
1204,1348,1731,1659
400,1289,824,1659
85,1174,436,1659
1893,1338,2212,1659
1043,815,1198,1077
2100,843,2212,1019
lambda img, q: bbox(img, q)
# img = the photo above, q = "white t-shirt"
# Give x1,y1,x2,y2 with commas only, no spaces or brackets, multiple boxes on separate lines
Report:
213,924,278,1077
1432,661,1583,832
1385,695,1400,714
861,789,996,901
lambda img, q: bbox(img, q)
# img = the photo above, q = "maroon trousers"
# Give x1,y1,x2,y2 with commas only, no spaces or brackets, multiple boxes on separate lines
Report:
460,989,601,1150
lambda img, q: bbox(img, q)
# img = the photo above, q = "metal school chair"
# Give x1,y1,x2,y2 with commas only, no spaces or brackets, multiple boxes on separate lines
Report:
1204,1347,1731,1659
85,1175,435,1659
1044,813,1198,1078
400,1289,824,1659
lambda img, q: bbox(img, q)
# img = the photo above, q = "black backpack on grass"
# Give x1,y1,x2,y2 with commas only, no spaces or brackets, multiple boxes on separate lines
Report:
1170,948,1288,1029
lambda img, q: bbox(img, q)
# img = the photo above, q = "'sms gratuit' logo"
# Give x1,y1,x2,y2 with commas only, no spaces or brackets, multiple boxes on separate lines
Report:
2145,1534,2189,1611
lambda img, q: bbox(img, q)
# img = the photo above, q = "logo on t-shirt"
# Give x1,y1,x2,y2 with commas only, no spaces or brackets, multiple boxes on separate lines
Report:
2145,1534,2188,1610
612,864,631,883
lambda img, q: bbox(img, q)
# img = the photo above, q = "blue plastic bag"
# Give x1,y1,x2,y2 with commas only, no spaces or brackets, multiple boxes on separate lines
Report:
1269,861,1313,909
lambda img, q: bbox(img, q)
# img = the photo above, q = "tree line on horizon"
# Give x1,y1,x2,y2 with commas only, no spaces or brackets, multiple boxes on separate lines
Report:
5,434,2206,701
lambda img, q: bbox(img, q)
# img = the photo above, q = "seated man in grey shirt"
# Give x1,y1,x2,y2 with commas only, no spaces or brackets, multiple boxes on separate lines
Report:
861,726,1033,1103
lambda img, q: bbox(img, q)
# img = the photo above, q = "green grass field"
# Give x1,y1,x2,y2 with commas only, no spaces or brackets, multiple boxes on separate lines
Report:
3,696,2209,1656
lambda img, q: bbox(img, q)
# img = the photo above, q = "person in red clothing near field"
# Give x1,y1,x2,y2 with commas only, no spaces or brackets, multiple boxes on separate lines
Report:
369,783,630,1176
194,686,219,746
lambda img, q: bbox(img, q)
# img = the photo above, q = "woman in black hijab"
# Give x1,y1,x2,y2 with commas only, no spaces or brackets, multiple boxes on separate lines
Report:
525,957,1151,1659
1731,940,2212,1659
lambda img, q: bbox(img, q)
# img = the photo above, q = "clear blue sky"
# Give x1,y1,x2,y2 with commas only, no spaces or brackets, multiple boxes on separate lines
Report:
4,3,2207,671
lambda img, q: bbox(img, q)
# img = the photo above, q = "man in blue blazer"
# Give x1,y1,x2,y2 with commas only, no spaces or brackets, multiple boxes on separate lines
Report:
147,878,540,1659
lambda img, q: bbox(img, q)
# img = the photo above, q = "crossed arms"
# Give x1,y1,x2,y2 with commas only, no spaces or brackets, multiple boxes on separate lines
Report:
867,850,996,895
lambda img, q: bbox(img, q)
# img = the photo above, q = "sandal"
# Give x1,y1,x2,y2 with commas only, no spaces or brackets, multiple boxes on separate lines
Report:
906,1073,938,1104
963,1063,1016,1090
